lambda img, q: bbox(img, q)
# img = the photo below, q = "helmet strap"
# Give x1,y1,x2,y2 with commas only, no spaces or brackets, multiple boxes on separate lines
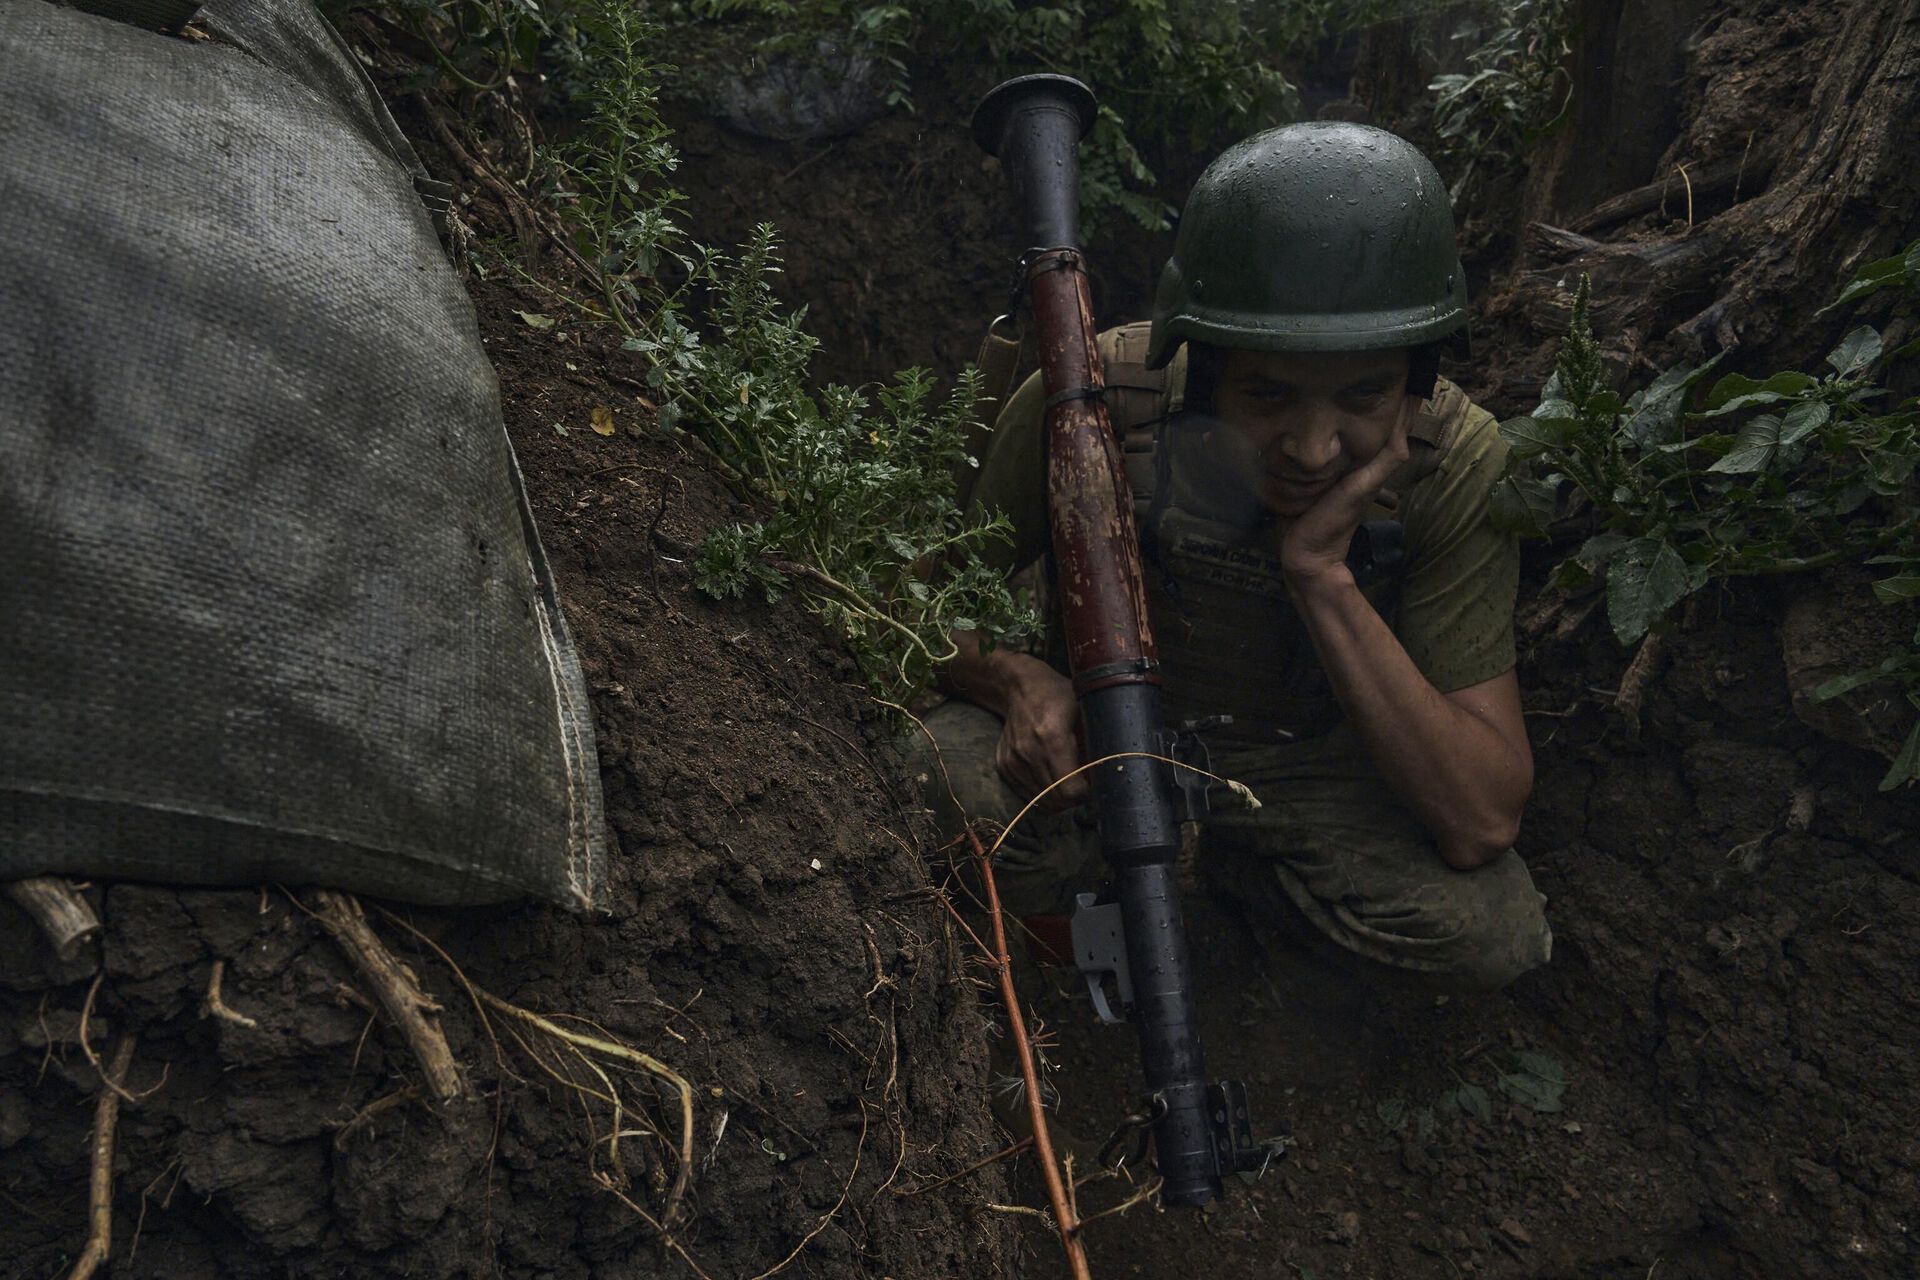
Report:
1407,343,1442,399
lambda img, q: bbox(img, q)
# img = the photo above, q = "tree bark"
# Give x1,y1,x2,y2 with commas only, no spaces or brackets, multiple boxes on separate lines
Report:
1483,0,1920,397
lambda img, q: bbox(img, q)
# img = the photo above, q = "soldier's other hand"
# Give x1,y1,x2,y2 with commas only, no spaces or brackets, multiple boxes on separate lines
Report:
996,664,1090,810
1276,400,1412,588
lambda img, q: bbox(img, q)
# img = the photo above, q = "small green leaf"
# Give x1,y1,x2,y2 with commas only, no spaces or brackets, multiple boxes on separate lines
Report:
517,310,556,331
1879,719,1920,791
1872,574,1920,605
1606,538,1689,644
1500,414,1575,460
1449,1083,1493,1123
1704,372,1764,410
1821,254,1909,313
1810,656,1900,701
1575,531,1630,568
1826,326,1884,378
1490,472,1559,537
1513,1051,1566,1083
1625,355,1721,445
1707,414,1784,474
1702,371,1815,416
1778,399,1830,444
1866,447,1917,494
1496,1068,1565,1113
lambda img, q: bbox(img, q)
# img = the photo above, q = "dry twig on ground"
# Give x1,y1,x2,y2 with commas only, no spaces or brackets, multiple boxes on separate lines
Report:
307,889,463,1103
66,1035,136,1280
966,822,1095,1280
6,876,100,962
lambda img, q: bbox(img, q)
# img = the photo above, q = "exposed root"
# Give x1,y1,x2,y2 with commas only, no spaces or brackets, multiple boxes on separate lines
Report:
473,988,696,1229
201,959,259,1029
894,1137,1032,1197
78,976,166,1106
983,1201,1054,1222
332,1086,421,1151
306,889,463,1103
745,1099,869,1280
593,1174,716,1280
1615,631,1671,734
6,877,100,963
363,908,697,1234
66,1035,136,1280
1071,1175,1164,1233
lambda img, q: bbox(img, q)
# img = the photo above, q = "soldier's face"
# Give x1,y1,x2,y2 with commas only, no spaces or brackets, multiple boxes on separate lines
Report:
1210,347,1412,517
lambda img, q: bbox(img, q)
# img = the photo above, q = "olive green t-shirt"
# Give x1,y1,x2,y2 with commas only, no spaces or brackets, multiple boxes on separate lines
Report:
966,326,1519,714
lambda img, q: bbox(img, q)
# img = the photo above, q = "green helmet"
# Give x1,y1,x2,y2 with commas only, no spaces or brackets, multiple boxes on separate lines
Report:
1145,122,1468,369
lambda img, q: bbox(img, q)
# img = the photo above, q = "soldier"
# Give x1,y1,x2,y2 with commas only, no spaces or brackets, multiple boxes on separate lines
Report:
929,122,1551,995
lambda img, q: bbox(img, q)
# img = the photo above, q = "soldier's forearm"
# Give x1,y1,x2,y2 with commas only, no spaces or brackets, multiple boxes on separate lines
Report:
1284,565,1529,870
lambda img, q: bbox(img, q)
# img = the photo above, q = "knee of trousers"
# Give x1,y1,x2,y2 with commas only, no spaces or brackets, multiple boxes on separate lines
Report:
1386,850,1554,994
905,700,1096,917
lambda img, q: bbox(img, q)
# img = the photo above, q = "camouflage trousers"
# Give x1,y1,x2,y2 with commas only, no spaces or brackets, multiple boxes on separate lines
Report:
913,700,1552,993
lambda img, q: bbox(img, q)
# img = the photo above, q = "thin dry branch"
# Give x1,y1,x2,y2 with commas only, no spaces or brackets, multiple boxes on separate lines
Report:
882,697,1100,1278
7,877,100,962
66,1035,136,1280
201,959,259,1029
893,1136,1032,1197
968,824,1094,1280
307,889,462,1103
78,975,165,1106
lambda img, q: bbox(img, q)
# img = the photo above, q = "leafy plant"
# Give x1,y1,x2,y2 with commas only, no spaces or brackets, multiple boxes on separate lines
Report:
1496,247,1920,785
1428,0,1572,201
540,4,1034,700
542,1,688,330
661,226,1035,697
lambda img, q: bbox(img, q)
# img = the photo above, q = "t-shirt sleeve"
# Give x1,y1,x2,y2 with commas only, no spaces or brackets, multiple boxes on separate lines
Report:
963,366,1051,575
1395,406,1520,693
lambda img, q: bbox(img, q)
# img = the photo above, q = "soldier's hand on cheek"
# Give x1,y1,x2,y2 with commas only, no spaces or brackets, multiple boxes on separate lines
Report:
1276,400,1412,589
995,664,1091,810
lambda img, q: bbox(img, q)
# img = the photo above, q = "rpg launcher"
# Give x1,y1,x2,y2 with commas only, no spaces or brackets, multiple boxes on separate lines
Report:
971,73,1279,1208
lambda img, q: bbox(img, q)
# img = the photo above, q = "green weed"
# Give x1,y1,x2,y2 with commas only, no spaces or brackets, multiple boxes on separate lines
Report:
1428,0,1572,202
542,5,1035,700
1496,247,1920,786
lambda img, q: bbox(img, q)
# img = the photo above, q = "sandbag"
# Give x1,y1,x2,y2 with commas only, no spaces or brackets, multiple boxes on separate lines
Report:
0,0,607,907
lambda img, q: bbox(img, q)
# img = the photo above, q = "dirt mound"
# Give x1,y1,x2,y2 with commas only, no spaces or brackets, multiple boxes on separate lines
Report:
0,275,1015,1278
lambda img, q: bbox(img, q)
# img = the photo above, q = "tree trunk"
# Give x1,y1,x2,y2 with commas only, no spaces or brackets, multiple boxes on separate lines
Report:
1478,0,1920,405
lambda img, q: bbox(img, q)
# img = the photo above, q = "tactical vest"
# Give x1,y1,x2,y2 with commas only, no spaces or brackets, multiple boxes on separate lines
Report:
1089,322,1465,747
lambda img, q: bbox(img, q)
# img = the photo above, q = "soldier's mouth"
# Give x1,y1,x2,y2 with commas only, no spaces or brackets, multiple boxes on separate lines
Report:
1266,470,1338,495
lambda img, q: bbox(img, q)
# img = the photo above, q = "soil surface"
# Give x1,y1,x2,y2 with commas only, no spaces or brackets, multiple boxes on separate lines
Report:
0,233,1016,1279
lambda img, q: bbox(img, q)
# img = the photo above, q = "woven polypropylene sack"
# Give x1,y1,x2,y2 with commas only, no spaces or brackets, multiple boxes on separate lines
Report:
0,0,607,907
